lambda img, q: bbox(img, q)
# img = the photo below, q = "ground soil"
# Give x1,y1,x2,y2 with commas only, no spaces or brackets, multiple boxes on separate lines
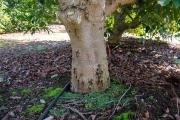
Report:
0,27,180,120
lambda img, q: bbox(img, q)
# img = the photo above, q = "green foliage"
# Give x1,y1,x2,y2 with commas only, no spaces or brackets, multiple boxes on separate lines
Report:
173,0,180,8
138,0,180,36
158,0,180,8
106,0,180,39
25,104,45,115
158,0,171,6
1,0,59,33
105,16,114,30
126,25,145,36
10,87,32,97
0,2,12,33
42,87,62,98
113,112,134,120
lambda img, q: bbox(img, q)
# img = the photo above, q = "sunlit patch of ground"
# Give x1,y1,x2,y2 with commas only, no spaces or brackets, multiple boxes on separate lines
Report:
0,25,70,42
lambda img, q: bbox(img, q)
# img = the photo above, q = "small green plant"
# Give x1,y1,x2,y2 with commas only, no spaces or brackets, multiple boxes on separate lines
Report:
85,102,93,110
21,88,32,96
50,108,67,116
11,91,17,96
114,112,134,120
146,96,156,102
43,87,62,98
174,59,180,65
25,104,45,115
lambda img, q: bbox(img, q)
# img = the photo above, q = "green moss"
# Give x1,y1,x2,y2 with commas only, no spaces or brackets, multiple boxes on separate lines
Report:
43,87,62,98
21,88,32,95
174,59,180,65
11,91,17,96
25,104,45,115
113,112,134,120
146,95,156,102
50,108,67,116
57,82,135,110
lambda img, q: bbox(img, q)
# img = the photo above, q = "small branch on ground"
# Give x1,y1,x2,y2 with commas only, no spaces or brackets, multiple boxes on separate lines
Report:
171,84,180,115
2,111,15,120
108,84,132,120
66,106,88,120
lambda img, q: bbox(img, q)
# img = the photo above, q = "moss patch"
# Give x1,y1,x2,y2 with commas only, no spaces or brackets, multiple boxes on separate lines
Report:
21,88,32,96
113,111,134,120
57,82,135,110
25,104,45,115
42,87,62,98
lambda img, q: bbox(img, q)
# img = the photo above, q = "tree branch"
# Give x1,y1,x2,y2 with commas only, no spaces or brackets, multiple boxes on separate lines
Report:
105,0,136,16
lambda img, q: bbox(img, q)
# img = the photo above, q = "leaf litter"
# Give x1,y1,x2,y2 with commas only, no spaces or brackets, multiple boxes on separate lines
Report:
0,38,179,119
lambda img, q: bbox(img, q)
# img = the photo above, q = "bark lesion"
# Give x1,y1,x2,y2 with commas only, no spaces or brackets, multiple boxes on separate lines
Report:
75,50,80,58
88,79,94,90
96,64,104,88
72,67,85,92
73,68,78,79
58,0,87,23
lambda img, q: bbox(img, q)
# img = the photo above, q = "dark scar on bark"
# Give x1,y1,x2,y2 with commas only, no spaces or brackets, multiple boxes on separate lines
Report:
96,64,104,88
88,79,93,86
75,50,80,58
73,68,77,79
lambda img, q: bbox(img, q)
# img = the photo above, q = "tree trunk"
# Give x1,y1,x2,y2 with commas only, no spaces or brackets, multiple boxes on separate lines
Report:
58,0,110,93
109,32,123,43
58,0,135,93
109,10,140,43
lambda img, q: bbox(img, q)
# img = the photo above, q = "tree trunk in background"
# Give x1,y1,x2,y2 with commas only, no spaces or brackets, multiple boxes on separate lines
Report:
58,0,110,93
109,10,140,43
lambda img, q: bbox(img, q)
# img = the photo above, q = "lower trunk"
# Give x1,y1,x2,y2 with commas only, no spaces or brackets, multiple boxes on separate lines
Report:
65,19,110,93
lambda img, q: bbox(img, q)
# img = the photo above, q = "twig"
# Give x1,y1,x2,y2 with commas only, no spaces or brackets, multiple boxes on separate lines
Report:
108,84,132,120
171,84,180,115
2,112,9,120
66,106,88,120
2,111,15,120
176,98,179,115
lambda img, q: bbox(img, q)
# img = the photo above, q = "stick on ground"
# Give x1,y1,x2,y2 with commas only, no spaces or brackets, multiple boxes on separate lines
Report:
108,84,132,120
